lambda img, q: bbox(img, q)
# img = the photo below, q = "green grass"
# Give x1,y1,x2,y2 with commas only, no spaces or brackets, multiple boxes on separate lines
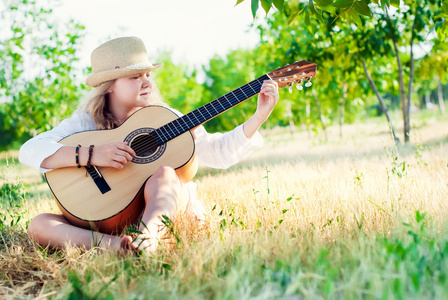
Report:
1,112,448,299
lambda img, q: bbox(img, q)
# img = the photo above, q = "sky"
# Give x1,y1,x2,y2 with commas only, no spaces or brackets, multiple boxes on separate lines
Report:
54,0,262,71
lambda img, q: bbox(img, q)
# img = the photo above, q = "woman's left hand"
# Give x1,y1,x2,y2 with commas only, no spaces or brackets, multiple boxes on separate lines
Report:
255,80,280,123
242,80,280,139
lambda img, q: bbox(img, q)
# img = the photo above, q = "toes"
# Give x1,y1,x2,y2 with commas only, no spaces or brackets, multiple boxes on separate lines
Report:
132,235,159,253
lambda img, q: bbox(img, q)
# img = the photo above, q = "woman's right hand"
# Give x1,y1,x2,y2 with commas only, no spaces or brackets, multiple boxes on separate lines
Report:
90,142,136,169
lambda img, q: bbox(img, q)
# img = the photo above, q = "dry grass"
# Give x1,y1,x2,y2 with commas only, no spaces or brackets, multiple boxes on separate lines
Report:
1,113,448,299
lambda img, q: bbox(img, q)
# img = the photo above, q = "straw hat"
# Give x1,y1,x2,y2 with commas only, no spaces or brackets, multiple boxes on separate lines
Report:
85,36,162,87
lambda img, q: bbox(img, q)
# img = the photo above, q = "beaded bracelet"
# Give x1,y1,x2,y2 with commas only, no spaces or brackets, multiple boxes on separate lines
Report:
87,145,95,169
75,144,81,168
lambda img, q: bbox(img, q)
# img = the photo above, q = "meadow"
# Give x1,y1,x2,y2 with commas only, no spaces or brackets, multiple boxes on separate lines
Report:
1,112,448,299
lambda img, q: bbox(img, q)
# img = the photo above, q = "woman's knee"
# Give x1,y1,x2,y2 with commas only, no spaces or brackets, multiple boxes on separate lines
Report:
27,213,66,239
153,166,179,183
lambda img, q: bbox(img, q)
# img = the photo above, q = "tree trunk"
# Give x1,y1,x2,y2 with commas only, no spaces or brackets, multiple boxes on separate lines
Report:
406,8,417,142
285,100,295,135
386,7,410,143
362,58,400,144
339,82,347,139
306,98,311,138
438,78,446,117
312,89,328,143
424,93,430,109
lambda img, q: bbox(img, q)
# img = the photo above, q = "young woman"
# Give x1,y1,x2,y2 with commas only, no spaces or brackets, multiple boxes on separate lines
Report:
19,36,279,253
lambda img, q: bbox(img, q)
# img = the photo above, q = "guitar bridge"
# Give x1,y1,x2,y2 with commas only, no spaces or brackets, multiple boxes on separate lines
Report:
86,166,111,194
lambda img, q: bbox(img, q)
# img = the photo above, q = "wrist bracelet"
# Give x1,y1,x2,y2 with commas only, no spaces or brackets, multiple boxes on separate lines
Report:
87,145,95,169
75,144,81,168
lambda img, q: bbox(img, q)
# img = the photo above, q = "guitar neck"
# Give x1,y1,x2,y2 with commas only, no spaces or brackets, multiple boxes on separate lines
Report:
154,74,271,145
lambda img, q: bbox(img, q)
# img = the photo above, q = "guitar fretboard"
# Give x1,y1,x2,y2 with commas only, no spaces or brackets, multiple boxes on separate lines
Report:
153,74,270,145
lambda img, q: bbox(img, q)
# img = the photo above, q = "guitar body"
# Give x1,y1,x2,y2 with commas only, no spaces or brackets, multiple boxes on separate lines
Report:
45,106,197,234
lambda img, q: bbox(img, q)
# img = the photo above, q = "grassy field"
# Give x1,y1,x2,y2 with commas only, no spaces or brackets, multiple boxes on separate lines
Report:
1,113,448,299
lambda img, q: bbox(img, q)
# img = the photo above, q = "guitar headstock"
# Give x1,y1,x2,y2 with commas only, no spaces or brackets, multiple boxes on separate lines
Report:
268,60,317,92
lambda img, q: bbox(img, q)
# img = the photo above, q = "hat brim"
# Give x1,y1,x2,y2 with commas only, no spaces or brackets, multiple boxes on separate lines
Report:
85,63,162,87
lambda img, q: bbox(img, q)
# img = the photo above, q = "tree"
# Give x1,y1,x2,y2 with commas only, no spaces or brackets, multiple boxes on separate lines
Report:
237,0,448,43
416,36,448,116
241,0,447,143
0,0,86,148
254,3,378,140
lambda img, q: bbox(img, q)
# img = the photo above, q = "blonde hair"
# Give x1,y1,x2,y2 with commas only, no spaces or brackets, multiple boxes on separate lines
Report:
76,80,166,130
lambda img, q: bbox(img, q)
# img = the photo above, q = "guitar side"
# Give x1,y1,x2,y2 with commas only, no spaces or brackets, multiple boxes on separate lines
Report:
45,106,197,234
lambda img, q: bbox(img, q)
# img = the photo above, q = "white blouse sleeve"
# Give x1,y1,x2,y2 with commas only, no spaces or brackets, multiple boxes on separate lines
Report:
193,124,264,169
18,113,96,173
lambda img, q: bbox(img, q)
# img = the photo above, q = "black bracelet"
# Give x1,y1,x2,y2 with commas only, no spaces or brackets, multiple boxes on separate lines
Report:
75,144,81,168
87,145,94,169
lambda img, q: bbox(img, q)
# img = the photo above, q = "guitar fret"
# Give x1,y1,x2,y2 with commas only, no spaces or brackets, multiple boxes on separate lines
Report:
198,107,206,121
187,111,201,125
239,87,248,98
208,101,220,115
157,127,167,144
246,82,257,94
171,120,181,135
230,91,239,103
236,88,245,99
206,104,214,118
216,97,227,111
247,82,257,94
160,126,171,142
201,109,208,123
223,94,233,107
183,113,194,128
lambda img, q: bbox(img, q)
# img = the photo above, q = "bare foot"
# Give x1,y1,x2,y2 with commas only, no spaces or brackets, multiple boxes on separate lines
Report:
119,236,135,252
131,232,159,253
99,235,135,253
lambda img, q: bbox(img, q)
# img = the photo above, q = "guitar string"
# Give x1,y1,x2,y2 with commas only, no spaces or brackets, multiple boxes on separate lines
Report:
128,78,265,156
129,80,264,156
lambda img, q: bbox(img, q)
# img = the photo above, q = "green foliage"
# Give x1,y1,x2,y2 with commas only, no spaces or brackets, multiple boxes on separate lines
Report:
237,0,447,43
0,0,87,148
252,0,448,142
386,141,408,178
160,214,181,246
67,269,118,300
0,157,27,229
153,51,204,114
380,211,448,295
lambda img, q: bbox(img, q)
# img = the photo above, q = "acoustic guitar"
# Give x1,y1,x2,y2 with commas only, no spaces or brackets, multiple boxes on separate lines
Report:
45,61,317,234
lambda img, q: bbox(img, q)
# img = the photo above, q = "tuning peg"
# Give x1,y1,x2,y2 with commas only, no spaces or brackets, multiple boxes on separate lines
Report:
296,83,303,90
304,75,313,87
289,85,293,93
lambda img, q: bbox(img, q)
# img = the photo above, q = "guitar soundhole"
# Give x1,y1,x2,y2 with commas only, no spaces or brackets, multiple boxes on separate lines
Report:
124,128,167,164
131,134,158,157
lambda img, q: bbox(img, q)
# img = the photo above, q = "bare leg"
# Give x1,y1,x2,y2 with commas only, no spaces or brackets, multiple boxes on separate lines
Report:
132,166,185,253
27,213,133,252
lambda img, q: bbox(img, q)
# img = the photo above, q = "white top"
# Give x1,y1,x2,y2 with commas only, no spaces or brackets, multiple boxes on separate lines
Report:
19,108,264,221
